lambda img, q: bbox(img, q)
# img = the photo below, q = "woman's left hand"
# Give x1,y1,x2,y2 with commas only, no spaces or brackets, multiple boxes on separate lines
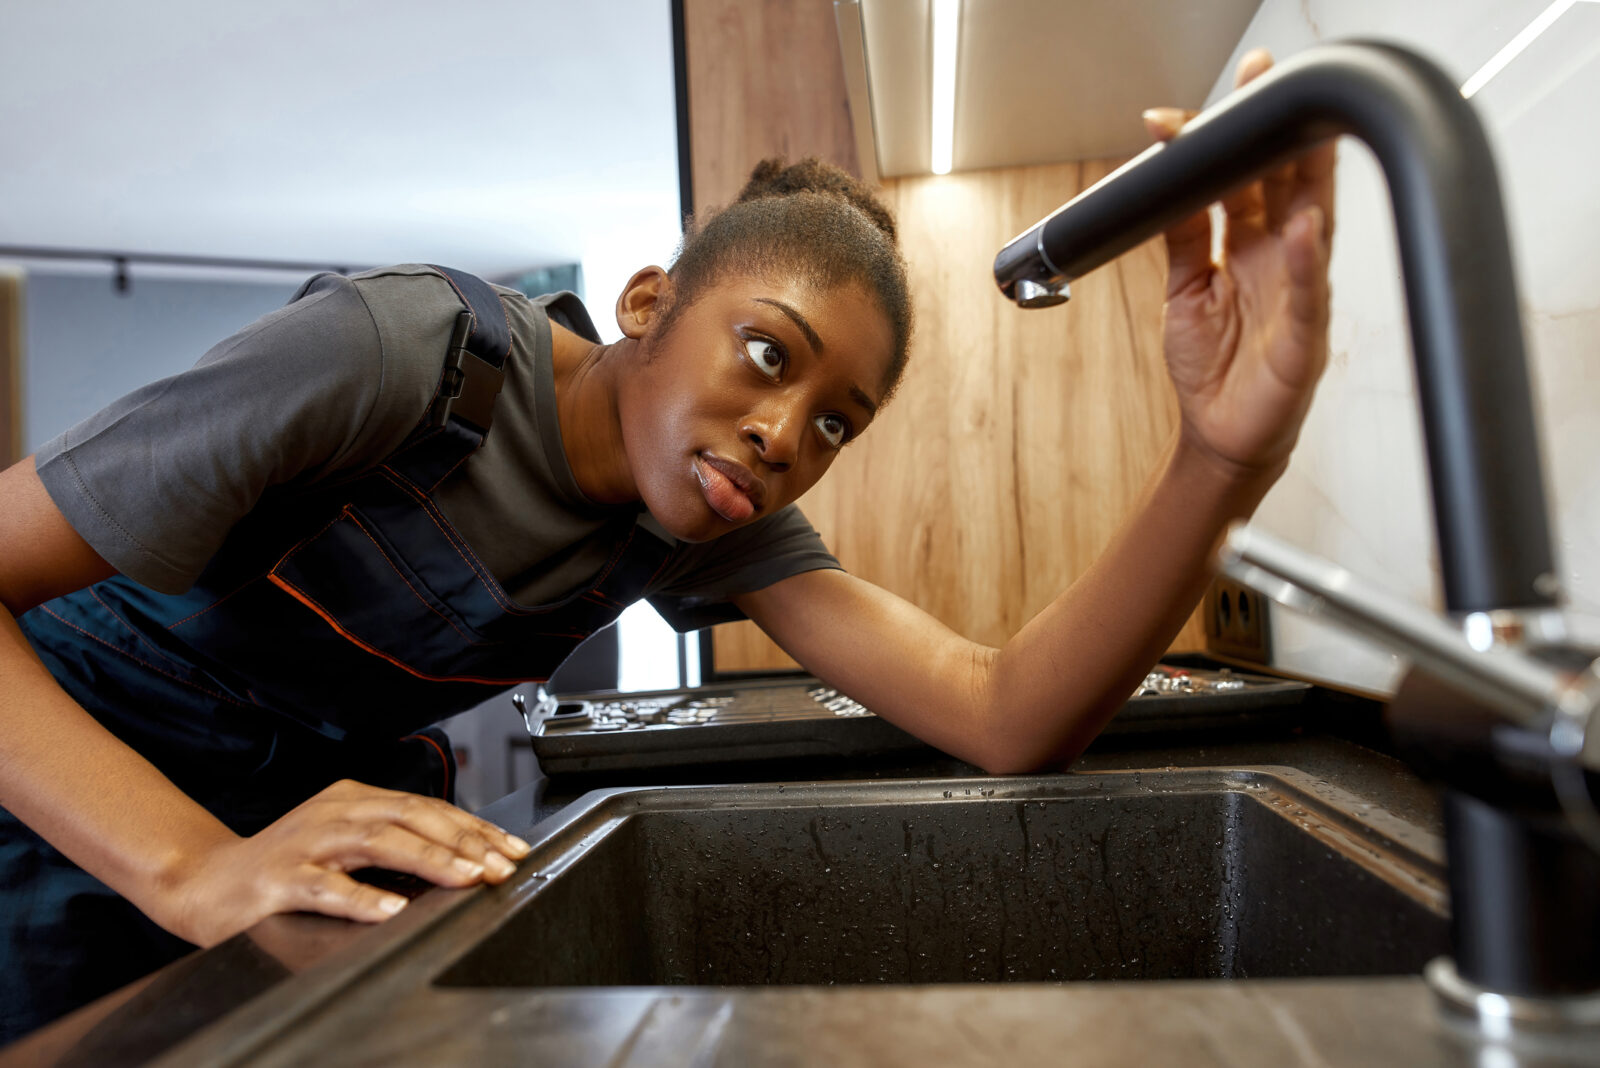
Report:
1144,48,1337,480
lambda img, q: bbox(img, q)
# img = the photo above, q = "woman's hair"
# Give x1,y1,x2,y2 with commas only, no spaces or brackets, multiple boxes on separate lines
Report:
665,157,914,401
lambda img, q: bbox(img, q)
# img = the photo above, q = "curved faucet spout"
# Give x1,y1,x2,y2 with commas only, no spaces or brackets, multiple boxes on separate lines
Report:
994,41,1556,614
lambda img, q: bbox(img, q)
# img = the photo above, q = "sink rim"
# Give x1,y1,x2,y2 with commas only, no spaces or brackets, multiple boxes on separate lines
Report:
150,764,1450,1066
511,765,1448,910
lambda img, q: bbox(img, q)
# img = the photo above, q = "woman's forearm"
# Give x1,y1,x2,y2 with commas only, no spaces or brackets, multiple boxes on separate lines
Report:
739,430,1283,775
1,600,533,948
0,605,238,939
979,429,1280,771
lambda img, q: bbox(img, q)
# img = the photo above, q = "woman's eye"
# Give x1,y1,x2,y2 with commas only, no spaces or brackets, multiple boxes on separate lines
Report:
815,413,850,449
744,338,785,380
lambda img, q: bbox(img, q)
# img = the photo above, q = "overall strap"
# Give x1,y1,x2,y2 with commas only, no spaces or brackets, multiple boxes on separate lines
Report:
423,265,511,438
384,266,512,489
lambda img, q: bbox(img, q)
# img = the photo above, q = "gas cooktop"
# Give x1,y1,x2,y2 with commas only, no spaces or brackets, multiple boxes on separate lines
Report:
522,665,1311,776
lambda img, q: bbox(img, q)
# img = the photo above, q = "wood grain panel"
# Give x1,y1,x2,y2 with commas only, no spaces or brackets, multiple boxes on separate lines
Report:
0,269,22,468
809,163,1203,654
682,0,860,213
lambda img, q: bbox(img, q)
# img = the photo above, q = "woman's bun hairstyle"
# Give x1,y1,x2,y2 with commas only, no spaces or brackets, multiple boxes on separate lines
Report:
737,157,898,244
664,157,913,401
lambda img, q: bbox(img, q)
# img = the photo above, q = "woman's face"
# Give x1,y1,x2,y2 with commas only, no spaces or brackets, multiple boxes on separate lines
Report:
617,271,896,542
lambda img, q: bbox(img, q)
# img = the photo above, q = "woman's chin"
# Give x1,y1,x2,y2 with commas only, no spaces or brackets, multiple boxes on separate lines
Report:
639,489,726,544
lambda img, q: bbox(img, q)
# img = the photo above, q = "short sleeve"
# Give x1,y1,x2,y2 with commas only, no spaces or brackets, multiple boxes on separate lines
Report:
33,270,453,593
643,505,842,631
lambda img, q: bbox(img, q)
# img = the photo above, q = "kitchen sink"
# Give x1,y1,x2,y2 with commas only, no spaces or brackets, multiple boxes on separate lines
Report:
436,767,1449,988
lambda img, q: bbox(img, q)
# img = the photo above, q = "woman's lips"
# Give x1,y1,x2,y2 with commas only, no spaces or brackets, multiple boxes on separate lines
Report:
694,453,764,522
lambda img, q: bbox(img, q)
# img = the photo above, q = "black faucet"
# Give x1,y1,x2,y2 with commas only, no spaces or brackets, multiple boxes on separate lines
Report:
994,39,1599,1042
995,39,1555,614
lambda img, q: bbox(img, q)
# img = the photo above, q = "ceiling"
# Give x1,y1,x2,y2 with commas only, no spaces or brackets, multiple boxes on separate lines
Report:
850,0,1266,177
0,0,683,277
2,1,1268,276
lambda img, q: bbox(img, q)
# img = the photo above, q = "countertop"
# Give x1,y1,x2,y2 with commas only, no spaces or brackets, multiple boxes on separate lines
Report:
4,702,1594,1066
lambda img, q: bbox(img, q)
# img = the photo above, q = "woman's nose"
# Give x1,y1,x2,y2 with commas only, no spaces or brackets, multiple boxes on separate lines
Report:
742,410,798,472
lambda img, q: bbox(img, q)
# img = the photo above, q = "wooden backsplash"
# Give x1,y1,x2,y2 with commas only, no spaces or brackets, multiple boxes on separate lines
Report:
683,0,1205,673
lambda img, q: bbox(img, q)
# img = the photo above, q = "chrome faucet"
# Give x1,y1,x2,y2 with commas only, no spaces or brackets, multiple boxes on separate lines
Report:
993,39,1599,1048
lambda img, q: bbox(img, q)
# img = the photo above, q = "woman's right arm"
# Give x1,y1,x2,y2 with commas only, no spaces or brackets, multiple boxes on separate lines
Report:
0,457,529,947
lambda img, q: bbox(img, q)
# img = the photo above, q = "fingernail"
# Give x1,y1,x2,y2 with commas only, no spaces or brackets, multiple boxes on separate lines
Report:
379,895,408,915
486,852,516,878
1296,205,1325,244
505,835,531,856
453,857,485,877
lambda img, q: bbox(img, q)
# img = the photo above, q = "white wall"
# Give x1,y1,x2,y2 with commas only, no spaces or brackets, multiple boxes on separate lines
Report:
21,267,299,451
0,1,683,279
1209,0,1600,692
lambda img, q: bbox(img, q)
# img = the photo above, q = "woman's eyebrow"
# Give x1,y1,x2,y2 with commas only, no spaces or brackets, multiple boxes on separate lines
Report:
750,296,875,415
752,298,823,353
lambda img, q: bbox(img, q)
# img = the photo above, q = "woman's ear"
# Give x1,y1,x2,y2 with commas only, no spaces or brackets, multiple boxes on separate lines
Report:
616,266,672,340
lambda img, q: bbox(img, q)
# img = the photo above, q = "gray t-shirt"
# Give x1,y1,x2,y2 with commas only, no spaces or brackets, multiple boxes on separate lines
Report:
34,264,840,630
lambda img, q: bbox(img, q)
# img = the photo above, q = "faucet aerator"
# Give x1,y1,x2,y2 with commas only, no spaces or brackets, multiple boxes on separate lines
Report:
1012,279,1070,308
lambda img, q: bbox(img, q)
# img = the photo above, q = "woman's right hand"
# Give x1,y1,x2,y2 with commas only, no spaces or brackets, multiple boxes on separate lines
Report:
161,778,531,948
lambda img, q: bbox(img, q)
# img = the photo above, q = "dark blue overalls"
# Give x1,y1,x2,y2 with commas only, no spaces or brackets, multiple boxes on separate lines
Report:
0,268,672,1038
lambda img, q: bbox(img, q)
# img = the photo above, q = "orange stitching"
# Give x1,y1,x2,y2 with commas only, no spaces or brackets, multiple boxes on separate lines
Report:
267,574,538,685
588,526,642,590
378,467,652,621
402,732,452,800
344,511,490,647
166,578,257,630
378,469,515,611
175,500,366,633
37,603,251,707
426,448,475,493
388,426,446,467
271,508,350,574
90,586,185,668
386,470,501,591
643,544,677,587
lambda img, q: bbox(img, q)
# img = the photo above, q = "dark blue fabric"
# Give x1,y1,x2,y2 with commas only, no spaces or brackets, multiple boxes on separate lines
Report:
1,270,673,1040
427,263,512,369
0,810,194,1045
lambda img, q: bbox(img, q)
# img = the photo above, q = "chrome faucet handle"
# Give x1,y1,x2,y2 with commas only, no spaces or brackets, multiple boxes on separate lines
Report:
1218,524,1592,740
510,684,560,735
1217,523,1600,850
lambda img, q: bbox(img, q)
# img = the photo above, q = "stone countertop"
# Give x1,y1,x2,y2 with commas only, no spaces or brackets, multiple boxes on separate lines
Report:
1,727,1585,1067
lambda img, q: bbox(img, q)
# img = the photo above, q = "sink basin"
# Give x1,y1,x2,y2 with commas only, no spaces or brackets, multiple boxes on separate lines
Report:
436,767,1448,988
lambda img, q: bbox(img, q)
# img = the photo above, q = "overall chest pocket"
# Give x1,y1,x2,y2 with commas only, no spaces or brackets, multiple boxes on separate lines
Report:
267,505,511,680
268,495,635,684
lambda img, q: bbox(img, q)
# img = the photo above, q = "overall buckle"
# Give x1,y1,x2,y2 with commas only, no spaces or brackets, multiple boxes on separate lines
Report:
428,310,505,435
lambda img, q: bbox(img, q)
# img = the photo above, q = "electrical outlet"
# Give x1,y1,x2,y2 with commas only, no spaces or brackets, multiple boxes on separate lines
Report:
1203,575,1271,665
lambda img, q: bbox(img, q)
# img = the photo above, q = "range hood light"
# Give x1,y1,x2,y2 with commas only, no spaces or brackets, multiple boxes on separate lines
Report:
930,0,960,174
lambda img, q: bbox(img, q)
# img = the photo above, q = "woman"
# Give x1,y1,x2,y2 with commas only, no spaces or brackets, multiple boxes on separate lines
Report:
0,51,1332,1036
